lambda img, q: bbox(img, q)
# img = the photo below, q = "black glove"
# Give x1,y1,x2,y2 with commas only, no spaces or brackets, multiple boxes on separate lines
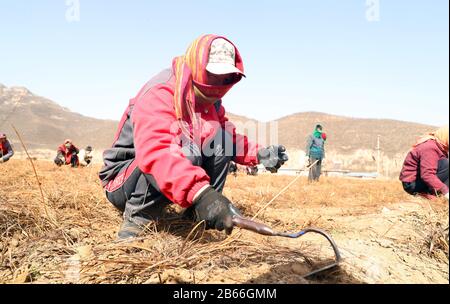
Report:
257,145,289,173
54,157,64,166
191,186,241,235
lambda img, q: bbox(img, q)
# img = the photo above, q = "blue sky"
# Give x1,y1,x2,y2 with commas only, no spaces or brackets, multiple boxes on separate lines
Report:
0,0,448,126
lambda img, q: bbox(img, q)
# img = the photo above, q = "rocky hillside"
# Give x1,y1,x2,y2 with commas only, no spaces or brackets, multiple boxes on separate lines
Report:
1,83,438,175
0,84,117,151
274,112,435,157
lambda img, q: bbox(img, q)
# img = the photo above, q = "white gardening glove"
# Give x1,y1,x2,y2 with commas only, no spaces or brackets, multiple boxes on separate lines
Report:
304,155,310,167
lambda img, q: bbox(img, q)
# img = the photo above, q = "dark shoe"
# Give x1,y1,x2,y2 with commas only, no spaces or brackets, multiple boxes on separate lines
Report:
117,219,144,240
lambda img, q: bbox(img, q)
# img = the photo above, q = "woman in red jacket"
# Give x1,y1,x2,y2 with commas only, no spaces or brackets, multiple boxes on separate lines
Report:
54,139,80,167
99,35,288,239
399,125,449,201
0,133,14,163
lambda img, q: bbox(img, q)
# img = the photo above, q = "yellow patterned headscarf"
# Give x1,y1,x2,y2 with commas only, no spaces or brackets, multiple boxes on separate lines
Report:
414,125,449,152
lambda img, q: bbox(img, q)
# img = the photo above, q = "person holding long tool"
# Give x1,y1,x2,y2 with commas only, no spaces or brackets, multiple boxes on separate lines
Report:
99,34,289,239
305,124,327,182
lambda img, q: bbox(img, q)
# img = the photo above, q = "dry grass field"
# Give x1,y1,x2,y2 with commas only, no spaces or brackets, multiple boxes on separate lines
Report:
0,159,448,284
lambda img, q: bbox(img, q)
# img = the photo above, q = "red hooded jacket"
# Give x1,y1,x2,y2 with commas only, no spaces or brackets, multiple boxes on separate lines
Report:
399,139,448,195
1,140,14,162
57,144,79,165
100,35,261,208
99,69,260,208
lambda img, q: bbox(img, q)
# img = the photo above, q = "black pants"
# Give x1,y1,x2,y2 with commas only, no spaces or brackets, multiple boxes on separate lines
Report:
106,129,233,225
402,159,449,195
308,157,323,182
70,154,79,167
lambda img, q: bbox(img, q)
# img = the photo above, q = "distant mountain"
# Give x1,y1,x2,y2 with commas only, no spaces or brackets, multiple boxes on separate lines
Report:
0,84,117,151
0,83,436,160
274,112,436,157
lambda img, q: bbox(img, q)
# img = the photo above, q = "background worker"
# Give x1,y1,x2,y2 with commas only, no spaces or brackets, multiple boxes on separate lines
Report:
228,161,238,177
54,139,80,167
0,133,14,164
400,125,449,201
305,124,327,182
79,145,94,167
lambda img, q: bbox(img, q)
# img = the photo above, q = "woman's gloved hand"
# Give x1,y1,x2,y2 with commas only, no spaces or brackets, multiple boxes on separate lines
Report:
191,186,242,235
54,157,64,166
257,145,289,173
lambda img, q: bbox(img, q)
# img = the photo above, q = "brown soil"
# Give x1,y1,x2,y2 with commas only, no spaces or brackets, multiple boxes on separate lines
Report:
0,160,448,284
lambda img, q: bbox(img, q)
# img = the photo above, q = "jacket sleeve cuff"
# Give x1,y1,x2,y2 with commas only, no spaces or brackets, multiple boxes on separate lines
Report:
187,180,211,206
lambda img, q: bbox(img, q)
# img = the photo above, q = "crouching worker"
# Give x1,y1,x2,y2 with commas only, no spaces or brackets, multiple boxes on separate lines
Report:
0,133,14,164
400,125,449,201
54,139,80,167
228,161,238,177
99,34,289,239
79,146,93,167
